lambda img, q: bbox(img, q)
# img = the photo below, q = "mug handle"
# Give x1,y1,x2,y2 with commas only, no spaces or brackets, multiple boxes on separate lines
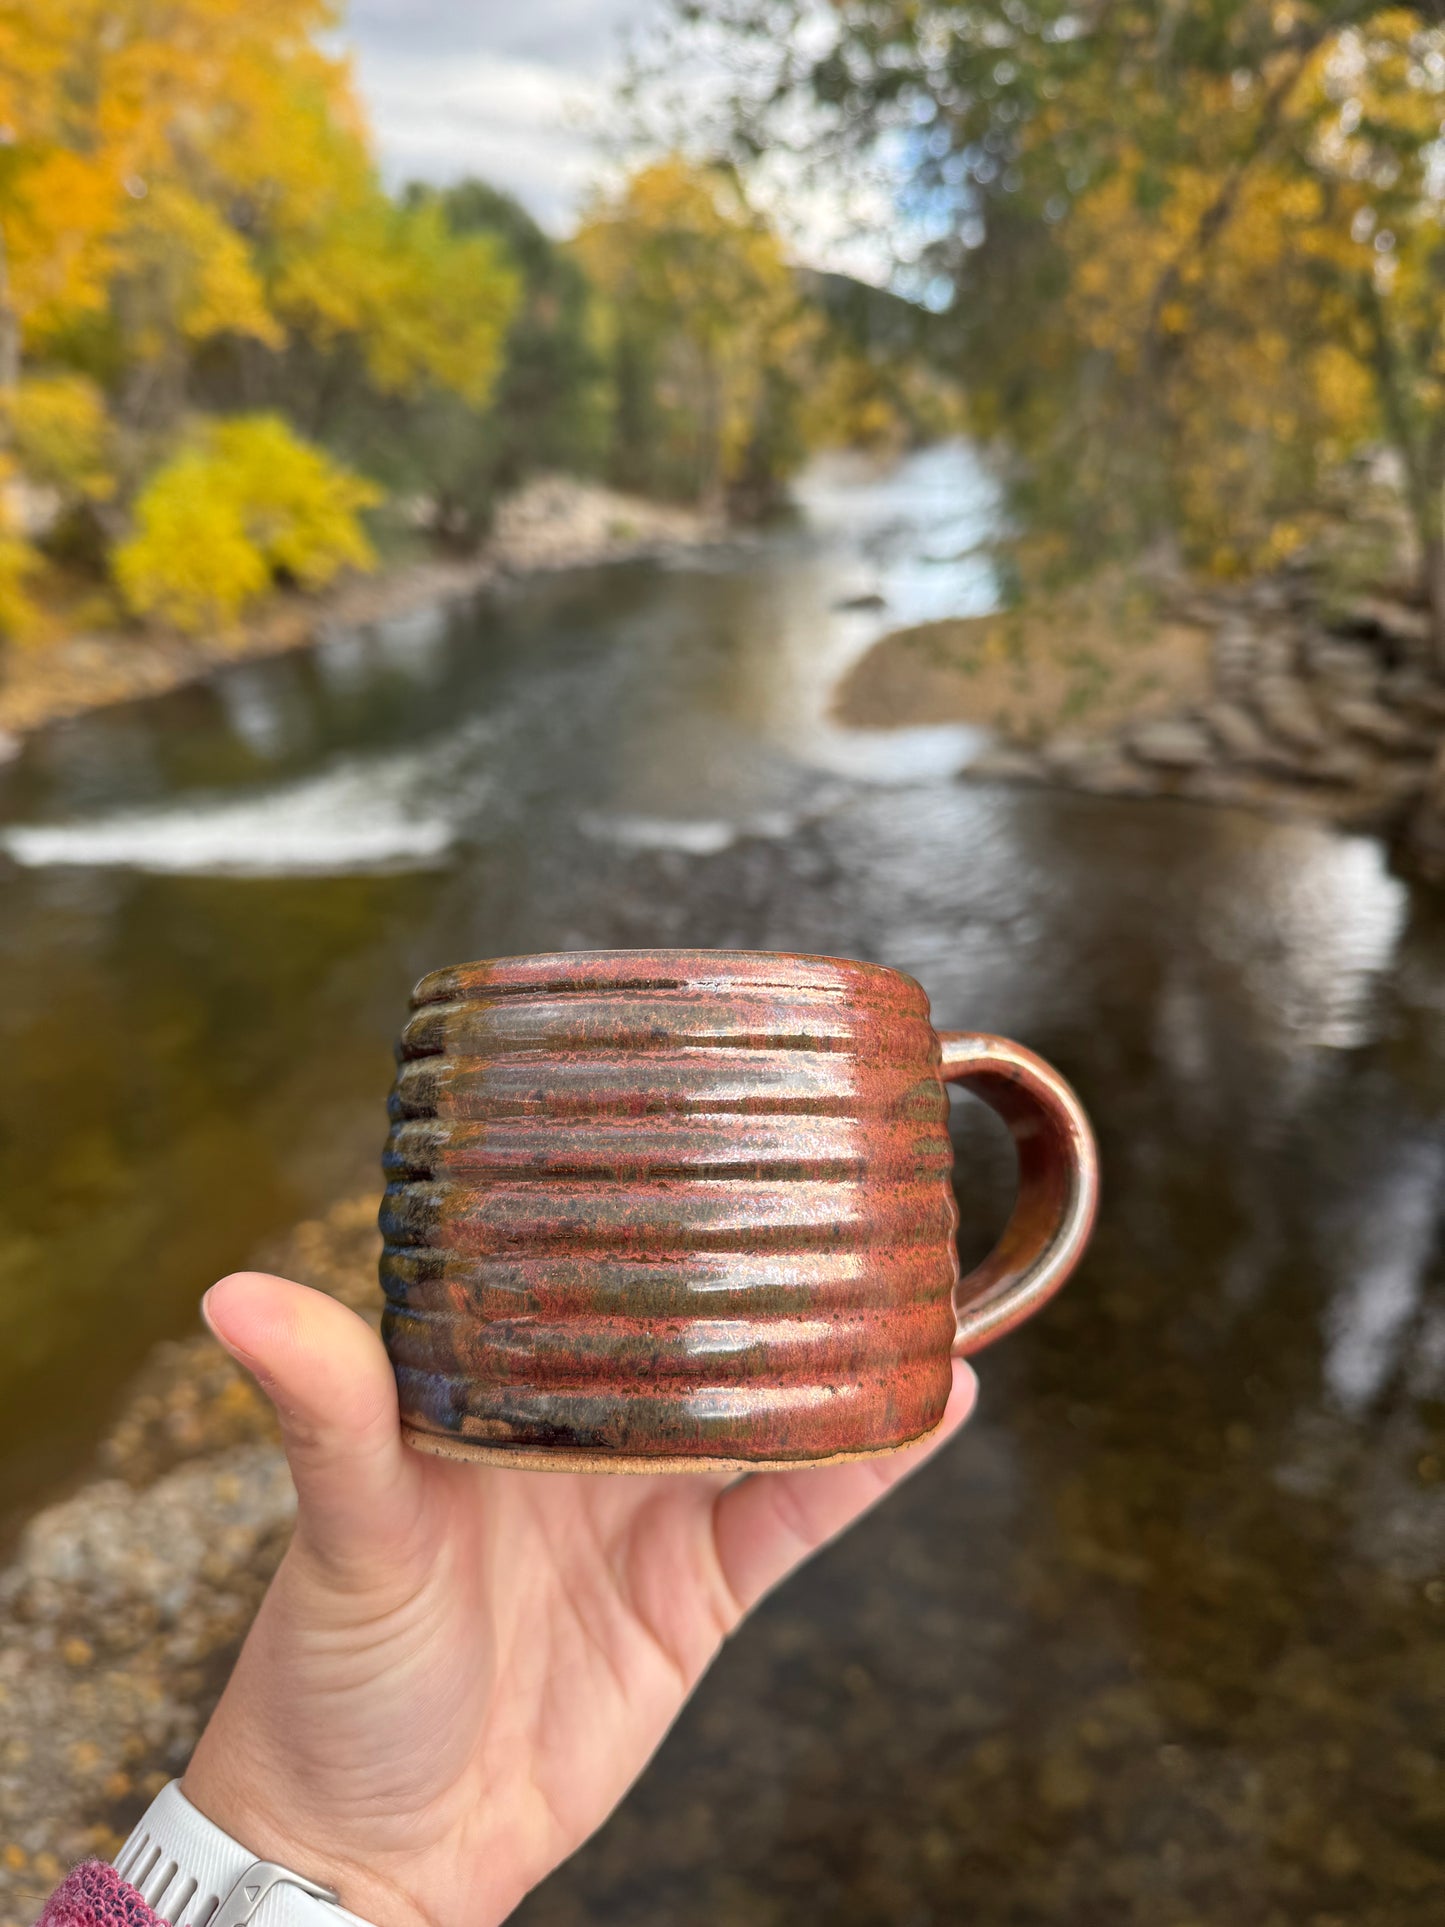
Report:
936,1032,1100,1355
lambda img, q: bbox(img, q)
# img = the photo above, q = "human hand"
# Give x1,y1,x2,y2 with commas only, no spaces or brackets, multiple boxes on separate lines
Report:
183,1272,977,1927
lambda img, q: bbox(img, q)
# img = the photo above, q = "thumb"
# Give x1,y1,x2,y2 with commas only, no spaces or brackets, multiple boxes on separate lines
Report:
202,1271,423,1574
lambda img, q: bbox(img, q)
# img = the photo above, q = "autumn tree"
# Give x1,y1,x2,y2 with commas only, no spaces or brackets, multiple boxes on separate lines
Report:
0,0,520,640
0,0,331,416
575,157,822,511
309,181,607,546
661,2,1445,656
0,0,519,437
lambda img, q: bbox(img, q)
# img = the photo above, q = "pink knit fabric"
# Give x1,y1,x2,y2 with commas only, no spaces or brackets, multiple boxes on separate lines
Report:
37,1861,165,1927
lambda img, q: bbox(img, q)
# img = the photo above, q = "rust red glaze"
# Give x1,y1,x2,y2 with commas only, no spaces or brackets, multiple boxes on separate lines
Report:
380,949,1098,1469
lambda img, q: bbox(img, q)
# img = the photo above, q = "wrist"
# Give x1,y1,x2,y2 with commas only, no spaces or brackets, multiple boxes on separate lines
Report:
112,1781,392,1927
178,1760,436,1927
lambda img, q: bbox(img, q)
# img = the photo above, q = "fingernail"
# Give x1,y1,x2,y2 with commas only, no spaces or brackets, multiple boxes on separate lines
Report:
200,1283,237,1353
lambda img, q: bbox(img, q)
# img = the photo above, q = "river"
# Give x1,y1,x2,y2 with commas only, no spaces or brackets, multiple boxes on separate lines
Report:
0,445,1440,1921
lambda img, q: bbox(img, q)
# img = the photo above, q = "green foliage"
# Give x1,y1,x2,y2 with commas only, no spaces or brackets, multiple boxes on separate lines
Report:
432,181,609,495
113,416,379,633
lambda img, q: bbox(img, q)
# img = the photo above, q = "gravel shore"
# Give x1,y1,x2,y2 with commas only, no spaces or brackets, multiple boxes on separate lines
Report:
0,478,715,747
0,1197,382,1925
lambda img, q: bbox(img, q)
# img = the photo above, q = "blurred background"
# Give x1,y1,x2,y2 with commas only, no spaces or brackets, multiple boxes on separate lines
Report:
1,2,1443,1922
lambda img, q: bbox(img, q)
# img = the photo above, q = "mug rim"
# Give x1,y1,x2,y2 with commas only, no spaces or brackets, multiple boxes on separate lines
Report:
410,947,931,1012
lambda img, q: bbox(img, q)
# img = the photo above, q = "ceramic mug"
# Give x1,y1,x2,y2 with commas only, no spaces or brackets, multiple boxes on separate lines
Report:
380,949,1098,1471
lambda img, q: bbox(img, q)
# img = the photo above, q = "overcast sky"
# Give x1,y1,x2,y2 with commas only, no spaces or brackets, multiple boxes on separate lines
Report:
343,0,906,284
346,0,654,233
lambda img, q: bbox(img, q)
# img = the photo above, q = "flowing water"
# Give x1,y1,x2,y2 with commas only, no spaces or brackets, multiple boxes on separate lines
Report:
0,445,1441,1921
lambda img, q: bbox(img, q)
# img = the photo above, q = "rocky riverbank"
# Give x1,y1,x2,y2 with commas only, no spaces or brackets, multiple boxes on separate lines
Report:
0,1198,383,1925
837,568,1445,875
0,477,715,754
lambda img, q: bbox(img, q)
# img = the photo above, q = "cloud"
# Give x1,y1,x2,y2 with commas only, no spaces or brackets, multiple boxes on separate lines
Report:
343,0,901,281
347,0,651,229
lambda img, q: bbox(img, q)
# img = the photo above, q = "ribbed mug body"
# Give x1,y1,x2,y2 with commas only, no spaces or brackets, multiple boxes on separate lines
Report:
381,949,961,1467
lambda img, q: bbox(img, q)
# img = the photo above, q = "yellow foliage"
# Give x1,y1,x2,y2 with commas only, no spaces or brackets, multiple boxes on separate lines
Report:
274,194,518,404
1026,9,1445,571
0,460,40,643
800,343,960,454
0,533,39,642
575,157,821,501
10,375,115,501
0,1,514,413
122,184,283,351
114,416,378,633
0,0,346,346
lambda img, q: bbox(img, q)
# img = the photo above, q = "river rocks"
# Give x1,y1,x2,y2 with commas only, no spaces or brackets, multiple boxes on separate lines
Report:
2,1446,294,1626
1198,701,1272,763
1070,752,1158,796
1324,695,1432,754
0,1441,293,1908
1040,737,1095,779
1383,669,1445,728
1301,636,1381,693
1127,719,1214,770
489,475,716,574
1252,674,1331,753
954,567,1445,859
1293,744,1376,788
1212,618,1261,697
1331,593,1431,655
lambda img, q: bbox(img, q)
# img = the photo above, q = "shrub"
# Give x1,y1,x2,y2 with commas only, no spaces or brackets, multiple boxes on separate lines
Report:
0,531,39,644
11,375,115,502
114,416,380,633
0,458,40,645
